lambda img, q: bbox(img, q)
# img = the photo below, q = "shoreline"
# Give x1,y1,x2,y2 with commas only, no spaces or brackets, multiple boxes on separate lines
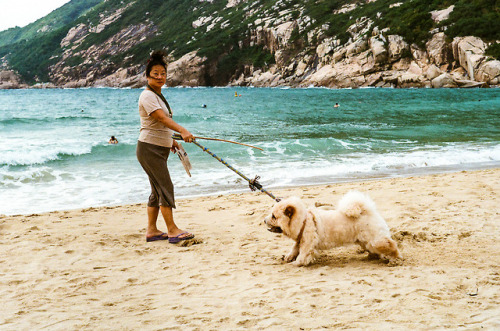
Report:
1,168,499,329
3,84,500,90
4,163,499,217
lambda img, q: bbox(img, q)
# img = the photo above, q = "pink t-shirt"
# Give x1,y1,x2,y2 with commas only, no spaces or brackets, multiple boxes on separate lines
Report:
138,89,173,147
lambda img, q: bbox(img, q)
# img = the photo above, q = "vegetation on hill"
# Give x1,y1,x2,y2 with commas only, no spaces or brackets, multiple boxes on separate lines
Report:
0,0,498,85
0,0,101,47
443,0,500,41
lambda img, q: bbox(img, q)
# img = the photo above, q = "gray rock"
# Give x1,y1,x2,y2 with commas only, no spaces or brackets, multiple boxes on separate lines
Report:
425,64,442,80
369,36,387,64
167,51,207,87
0,70,26,89
387,35,409,62
451,36,487,80
431,73,457,88
476,60,500,85
426,32,451,66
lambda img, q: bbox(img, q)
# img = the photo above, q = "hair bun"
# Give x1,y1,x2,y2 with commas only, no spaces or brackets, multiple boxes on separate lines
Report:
150,50,166,61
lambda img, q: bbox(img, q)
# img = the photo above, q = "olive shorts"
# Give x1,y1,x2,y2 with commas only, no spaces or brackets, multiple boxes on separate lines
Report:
136,140,175,208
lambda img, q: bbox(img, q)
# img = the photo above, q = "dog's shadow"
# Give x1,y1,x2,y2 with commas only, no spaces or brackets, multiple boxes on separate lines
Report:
279,249,403,268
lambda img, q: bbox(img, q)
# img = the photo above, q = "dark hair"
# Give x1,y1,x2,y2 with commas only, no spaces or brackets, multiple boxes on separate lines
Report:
145,50,167,77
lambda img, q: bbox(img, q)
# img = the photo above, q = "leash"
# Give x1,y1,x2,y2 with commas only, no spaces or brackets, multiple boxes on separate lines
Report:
175,134,263,151
172,134,279,202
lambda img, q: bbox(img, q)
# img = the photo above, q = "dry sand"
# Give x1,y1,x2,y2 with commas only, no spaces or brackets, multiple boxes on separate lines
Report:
1,168,499,330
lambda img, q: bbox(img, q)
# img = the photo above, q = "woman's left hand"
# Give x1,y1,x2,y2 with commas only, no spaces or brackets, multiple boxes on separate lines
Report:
171,140,180,153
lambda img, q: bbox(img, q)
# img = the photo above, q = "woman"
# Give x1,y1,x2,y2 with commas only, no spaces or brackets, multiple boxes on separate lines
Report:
136,50,195,243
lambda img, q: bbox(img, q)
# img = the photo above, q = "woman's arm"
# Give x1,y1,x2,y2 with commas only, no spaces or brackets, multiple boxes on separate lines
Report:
150,109,194,142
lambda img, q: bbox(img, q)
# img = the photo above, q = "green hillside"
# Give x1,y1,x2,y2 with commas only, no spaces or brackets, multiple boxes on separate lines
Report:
0,0,102,47
0,0,498,85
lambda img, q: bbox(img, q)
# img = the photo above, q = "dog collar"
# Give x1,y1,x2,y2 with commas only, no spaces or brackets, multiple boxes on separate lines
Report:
296,211,310,244
297,211,317,244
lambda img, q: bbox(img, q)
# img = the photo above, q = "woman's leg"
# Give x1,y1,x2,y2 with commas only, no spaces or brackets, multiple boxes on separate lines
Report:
146,206,166,238
160,205,193,238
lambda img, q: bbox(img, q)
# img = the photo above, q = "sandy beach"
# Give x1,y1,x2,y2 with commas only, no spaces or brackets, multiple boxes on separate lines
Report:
1,168,499,330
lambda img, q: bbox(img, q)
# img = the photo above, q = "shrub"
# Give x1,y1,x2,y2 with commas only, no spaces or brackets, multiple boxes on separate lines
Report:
486,43,500,60
443,0,500,41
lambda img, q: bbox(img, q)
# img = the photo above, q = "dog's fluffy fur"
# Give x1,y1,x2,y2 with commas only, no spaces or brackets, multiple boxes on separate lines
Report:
264,190,402,266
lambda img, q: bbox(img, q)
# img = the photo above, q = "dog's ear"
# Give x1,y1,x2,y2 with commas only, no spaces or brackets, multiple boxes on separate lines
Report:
284,205,295,219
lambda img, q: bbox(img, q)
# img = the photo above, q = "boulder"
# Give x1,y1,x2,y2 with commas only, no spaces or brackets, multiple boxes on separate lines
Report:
363,72,382,86
332,48,347,63
430,5,454,22
60,23,88,48
249,71,280,87
426,32,451,66
167,51,207,87
333,56,363,78
450,67,467,80
271,21,298,52
454,79,487,88
122,74,146,88
62,78,88,88
295,57,310,77
316,37,339,59
369,36,387,64
407,61,423,75
349,75,366,87
411,43,429,64
425,64,442,80
387,35,409,62
476,60,500,85
93,68,146,88
398,73,423,85
303,64,337,86
382,73,400,84
358,49,377,74
431,73,457,88
0,70,21,89
392,58,411,71
451,36,487,80
346,38,368,57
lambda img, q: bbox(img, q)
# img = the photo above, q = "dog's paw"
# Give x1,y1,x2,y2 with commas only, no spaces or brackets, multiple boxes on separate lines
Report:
292,256,313,267
284,253,297,263
292,259,312,267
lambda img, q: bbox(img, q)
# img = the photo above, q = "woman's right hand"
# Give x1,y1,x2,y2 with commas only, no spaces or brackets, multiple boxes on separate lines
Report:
180,129,194,143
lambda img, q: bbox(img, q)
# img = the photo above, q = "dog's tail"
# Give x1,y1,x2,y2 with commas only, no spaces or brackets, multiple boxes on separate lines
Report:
337,190,377,218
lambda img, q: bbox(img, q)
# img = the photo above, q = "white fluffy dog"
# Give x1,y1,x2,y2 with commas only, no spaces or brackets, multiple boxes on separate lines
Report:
264,191,402,266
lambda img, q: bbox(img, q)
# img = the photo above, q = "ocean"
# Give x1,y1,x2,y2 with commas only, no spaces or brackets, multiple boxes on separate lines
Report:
1,87,499,215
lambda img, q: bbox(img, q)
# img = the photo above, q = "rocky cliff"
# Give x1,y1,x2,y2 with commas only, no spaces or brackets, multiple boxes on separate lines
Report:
0,0,499,89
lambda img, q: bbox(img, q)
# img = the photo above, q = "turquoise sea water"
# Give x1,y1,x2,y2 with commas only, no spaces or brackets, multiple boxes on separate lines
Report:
1,87,499,215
